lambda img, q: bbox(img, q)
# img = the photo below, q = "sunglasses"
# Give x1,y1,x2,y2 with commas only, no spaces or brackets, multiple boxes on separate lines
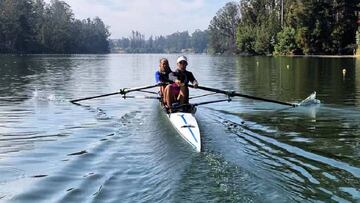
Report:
179,61,187,65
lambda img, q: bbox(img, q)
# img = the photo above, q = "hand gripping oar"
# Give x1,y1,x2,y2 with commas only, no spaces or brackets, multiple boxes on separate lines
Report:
188,84,297,107
70,83,164,104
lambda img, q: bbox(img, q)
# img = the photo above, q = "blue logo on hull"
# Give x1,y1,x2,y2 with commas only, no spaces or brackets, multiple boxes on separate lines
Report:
179,114,198,143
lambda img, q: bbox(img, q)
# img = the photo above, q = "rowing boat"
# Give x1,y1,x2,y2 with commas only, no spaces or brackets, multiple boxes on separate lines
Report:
70,83,314,153
161,103,201,152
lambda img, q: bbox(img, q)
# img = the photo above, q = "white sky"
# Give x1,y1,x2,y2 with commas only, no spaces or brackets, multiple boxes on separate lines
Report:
45,0,234,39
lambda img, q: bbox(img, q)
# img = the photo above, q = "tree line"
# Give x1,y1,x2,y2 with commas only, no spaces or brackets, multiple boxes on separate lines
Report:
110,30,208,53
208,1,359,55
0,0,110,54
3,0,357,55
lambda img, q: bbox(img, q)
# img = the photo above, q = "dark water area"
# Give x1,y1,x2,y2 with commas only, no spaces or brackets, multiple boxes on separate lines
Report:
0,54,360,202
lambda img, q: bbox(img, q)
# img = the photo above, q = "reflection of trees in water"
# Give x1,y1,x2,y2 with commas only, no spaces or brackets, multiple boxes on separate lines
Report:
64,55,110,99
201,56,358,105
355,59,360,107
0,55,76,102
0,55,47,101
204,56,359,107
0,55,111,103
290,57,357,105
206,56,240,90
233,57,357,105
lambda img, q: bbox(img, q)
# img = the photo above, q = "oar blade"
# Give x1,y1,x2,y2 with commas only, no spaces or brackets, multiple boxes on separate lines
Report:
298,92,320,106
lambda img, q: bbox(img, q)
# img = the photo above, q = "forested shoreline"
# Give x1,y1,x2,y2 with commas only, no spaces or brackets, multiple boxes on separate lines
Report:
0,0,110,54
110,30,208,54
1,0,359,55
208,1,359,55
111,1,359,56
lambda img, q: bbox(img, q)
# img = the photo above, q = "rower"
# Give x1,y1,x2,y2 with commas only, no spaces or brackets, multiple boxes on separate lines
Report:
163,56,199,111
155,58,172,97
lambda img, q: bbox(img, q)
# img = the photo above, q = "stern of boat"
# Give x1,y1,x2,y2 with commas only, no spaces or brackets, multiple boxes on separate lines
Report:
168,112,201,152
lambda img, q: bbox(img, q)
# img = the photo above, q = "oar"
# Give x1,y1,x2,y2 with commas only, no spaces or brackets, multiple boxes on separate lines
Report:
119,83,164,94
70,92,121,103
70,83,163,103
121,95,161,100
189,84,297,107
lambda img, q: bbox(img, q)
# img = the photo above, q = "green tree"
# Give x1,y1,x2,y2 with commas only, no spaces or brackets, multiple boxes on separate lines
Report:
110,30,208,53
236,25,255,54
254,24,273,55
282,0,358,55
210,0,359,55
89,17,110,53
166,31,190,53
32,0,47,52
236,0,280,55
330,0,358,54
0,0,36,53
44,0,74,53
208,2,240,54
274,26,297,55
0,0,110,54
191,29,208,53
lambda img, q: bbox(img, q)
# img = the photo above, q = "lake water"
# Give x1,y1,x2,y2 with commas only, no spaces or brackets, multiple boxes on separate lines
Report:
0,54,360,202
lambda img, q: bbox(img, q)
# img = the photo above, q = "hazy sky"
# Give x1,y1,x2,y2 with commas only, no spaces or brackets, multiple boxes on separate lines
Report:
46,0,234,39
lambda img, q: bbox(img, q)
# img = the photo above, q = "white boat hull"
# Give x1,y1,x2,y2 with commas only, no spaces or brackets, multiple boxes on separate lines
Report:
167,112,201,152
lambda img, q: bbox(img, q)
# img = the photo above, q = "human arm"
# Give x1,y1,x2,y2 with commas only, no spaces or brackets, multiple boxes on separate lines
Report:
188,72,198,88
169,72,184,86
168,72,177,82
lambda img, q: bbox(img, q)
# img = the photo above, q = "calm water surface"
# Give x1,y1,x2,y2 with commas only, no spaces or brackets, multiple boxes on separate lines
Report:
0,54,360,202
